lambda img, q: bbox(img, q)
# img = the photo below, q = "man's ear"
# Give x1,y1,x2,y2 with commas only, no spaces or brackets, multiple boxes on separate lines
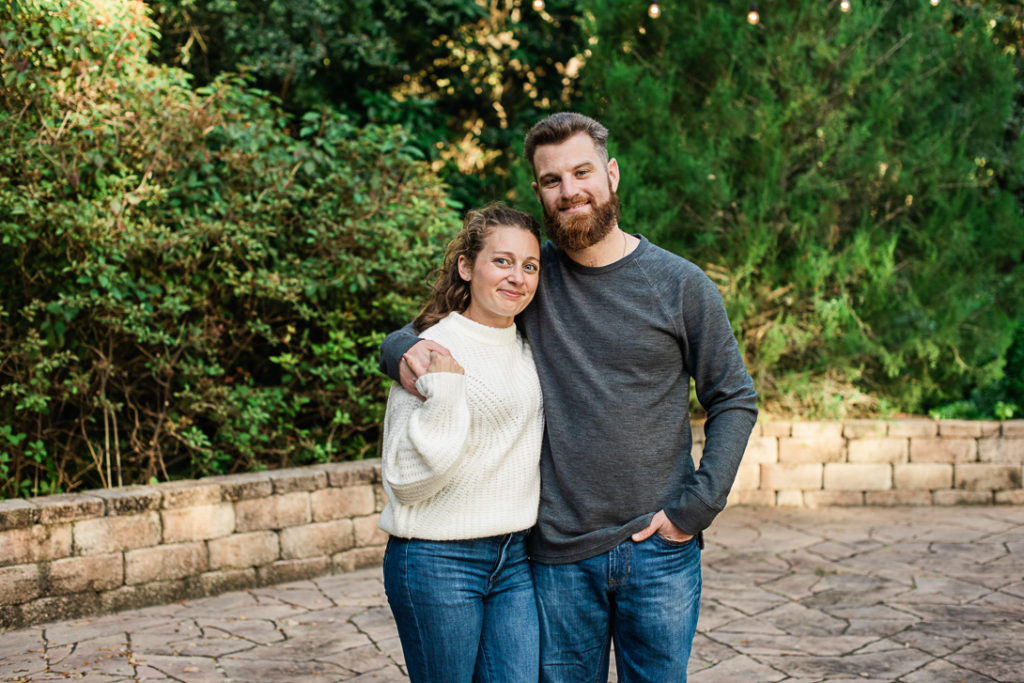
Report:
457,254,472,282
531,180,541,202
608,158,620,192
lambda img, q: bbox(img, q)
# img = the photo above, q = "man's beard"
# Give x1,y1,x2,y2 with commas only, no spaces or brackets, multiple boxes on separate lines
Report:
543,189,621,252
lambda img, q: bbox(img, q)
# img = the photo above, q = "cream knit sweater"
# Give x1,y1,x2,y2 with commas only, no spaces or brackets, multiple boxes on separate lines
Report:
377,312,544,541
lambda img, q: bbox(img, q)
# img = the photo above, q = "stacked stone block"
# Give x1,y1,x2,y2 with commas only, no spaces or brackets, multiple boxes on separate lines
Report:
719,418,1024,507
0,461,386,631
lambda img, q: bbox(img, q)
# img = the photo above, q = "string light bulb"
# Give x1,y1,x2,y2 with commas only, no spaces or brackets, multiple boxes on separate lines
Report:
840,0,851,11
648,3,661,18
532,0,544,10
929,0,940,5
747,3,759,25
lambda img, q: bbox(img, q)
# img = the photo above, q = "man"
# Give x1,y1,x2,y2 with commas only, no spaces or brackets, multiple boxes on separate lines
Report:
380,112,757,681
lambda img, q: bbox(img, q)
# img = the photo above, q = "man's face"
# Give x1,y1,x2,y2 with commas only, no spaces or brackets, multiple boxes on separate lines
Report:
531,133,621,251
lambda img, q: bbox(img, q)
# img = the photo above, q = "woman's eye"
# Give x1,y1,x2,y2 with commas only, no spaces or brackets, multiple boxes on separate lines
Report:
524,263,538,272
495,257,509,265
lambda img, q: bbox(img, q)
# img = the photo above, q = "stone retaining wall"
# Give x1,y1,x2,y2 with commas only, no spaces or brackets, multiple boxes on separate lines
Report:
0,461,387,631
710,418,1024,506
2,418,1022,630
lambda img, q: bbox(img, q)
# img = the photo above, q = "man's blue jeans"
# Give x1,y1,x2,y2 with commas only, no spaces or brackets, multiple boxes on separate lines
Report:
383,531,539,682
533,534,702,682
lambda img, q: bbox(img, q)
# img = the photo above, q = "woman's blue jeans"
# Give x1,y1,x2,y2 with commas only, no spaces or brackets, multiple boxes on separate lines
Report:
533,534,702,682
383,531,539,682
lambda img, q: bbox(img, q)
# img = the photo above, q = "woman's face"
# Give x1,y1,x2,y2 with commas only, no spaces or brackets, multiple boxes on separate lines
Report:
457,225,541,328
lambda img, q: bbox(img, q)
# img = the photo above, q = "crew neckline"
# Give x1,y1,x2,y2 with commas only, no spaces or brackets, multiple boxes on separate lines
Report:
552,234,647,274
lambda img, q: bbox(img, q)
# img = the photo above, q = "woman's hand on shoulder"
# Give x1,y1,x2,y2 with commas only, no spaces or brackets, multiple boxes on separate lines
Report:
402,340,457,397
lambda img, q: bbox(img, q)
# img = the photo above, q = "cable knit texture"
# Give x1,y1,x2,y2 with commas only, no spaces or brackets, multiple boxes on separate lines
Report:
378,312,543,541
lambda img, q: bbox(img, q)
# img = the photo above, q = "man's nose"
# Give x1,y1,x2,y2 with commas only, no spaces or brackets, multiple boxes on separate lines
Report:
560,175,579,198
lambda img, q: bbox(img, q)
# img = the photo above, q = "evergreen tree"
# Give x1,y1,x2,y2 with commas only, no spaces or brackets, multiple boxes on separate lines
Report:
573,0,1024,416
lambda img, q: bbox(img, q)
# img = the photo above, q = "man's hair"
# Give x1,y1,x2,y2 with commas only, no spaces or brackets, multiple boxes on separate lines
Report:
523,112,610,173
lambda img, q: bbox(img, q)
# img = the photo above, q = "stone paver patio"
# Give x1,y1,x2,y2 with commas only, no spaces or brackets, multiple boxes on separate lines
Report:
2,505,1023,682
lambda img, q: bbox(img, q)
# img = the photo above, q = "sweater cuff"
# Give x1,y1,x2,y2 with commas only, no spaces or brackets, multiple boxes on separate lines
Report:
414,371,465,401
665,493,719,536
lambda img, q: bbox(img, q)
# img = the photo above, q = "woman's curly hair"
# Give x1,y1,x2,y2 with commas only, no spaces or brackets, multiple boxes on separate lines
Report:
414,203,541,332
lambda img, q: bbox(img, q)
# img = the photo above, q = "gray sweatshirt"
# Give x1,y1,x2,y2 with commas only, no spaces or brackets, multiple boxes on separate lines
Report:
380,236,757,564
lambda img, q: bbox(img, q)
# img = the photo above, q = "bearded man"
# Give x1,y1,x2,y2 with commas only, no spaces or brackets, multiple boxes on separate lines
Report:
381,112,757,682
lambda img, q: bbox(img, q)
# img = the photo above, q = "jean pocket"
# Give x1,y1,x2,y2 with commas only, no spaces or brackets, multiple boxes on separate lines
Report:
653,532,696,548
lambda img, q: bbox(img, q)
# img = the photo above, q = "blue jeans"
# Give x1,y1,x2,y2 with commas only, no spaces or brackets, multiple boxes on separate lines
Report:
533,534,702,682
383,531,539,682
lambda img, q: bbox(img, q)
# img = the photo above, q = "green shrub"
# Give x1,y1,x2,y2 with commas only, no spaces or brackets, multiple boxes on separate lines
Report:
0,0,457,498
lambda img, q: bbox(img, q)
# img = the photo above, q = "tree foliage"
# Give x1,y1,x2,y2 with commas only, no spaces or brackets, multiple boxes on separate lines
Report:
145,0,586,207
0,0,457,498
3,0,1023,499
571,0,1024,417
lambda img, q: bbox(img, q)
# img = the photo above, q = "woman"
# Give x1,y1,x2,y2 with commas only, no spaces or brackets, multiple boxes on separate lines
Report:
378,203,544,682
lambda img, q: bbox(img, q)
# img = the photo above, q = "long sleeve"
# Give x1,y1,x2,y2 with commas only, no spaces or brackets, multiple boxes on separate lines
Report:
379,323,419,382
666,273,757,535
381,372,470,505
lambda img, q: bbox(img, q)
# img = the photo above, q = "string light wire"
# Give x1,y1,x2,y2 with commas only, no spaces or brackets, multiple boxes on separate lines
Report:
525,2,948,24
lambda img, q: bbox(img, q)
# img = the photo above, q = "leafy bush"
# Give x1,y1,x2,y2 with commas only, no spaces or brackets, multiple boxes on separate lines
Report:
0,0,457,498
573,0,1024,417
